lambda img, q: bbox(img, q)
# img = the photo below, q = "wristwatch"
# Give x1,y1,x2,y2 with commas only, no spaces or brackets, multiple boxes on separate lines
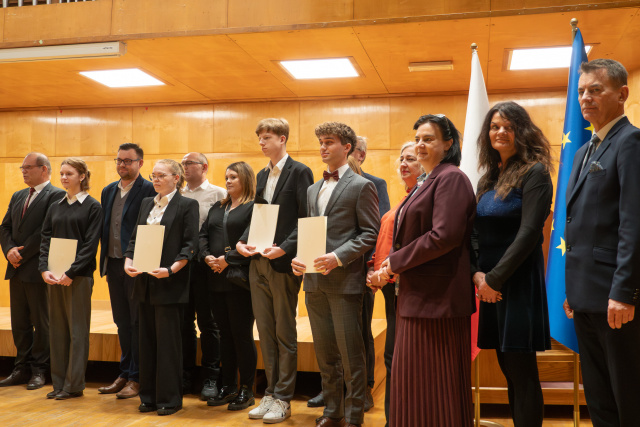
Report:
166,266,174,277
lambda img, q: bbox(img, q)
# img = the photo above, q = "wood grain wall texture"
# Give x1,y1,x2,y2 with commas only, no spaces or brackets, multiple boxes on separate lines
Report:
6,71,640,315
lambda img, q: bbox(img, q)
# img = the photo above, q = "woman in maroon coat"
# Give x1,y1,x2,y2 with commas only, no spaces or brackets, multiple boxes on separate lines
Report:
375,114,476,426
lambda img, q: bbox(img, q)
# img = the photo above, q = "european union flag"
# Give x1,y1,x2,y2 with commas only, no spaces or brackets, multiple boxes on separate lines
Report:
546,28,592,353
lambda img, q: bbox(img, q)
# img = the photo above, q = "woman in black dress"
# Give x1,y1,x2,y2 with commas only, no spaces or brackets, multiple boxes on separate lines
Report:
201,161,257,412
473,101,553,426
40,158,103,400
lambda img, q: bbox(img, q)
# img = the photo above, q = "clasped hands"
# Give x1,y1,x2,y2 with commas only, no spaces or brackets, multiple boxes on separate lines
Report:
204,255,228,273
367,259,395,292
7,246,24,269
473,272,502,303
291,253,338,276
123,257,172,278
41,271,73,286
236,241,286,260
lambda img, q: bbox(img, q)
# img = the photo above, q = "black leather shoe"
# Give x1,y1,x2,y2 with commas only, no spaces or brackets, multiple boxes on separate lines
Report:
157,404,182,416
0,369,30,387
200,378,218,401
46,389,62,399
227,385,254,411
364,386,374,412
138,403,157,413
27,373,46,390
55,390,84,400
207,386,238,406
307,391,325,407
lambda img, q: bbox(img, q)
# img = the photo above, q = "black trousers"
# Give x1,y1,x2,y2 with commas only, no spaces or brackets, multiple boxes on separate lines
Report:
139,300,183,408
106,257,139,382
574,311,640,427
381,282,396,426
211,289,256,388
9,276,49,374
361,287,375,389
495,350,544,427
182,261,221,382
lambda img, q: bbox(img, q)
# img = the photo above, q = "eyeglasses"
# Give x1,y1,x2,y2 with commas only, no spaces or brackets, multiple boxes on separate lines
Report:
19,165,44,171
181,161,204,167
115,158,140,166
432,114,452,138
149,173,176,181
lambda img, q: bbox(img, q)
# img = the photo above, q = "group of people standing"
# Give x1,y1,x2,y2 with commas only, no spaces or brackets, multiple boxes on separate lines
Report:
0,57,639,427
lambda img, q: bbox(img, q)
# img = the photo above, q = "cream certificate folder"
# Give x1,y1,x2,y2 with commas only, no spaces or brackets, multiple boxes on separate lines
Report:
48,238,78,279
247,204,280,254
297,216,327,274
132,225,165,273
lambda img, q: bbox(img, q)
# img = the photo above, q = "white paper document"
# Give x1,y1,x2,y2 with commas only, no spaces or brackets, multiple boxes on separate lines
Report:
297,216,327,274
48,237,78,279
247,204,280,254
132,225,165,273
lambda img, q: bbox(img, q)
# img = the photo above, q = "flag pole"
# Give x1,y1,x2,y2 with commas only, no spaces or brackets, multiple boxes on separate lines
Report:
570,19,581,427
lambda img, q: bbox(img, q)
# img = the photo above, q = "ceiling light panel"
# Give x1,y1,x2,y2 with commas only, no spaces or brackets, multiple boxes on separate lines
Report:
279,58,360,80
79,68,165,88
508,46,592,70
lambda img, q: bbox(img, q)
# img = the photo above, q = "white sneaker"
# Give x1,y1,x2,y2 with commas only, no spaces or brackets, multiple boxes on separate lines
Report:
262,399,291,424
248,395,275,419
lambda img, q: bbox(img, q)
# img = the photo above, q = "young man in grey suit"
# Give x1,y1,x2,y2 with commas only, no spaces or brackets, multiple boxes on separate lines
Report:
0,153,65,389
237,118,313,423
293,122,380,427
564,58,640,425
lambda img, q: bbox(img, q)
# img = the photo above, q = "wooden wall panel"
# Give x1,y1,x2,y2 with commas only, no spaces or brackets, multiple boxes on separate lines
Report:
626,67,640,125
354,0,489,20
55,108,132,157
3,0,112,43
132,105,214,156
111,0,227,35
0,111,57,158
491,0,623,10
228,0,353,28
213,102,301,154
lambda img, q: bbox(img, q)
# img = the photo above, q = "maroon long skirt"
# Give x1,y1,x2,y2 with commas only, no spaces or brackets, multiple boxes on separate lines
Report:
389,315,473,427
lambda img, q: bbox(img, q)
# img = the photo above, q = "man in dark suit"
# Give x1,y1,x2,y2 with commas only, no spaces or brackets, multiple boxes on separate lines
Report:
564,58,640,425
0,153,65,389
292,122,379,427
98,143,155,399
236,118,313,423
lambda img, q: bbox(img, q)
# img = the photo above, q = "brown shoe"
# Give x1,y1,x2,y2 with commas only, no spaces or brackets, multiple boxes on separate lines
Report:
116,381,140,399
315,416,346,427
98,377,127,394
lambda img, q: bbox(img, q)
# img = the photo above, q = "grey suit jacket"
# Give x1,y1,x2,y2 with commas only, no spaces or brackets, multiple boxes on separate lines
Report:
303,168,380,294
0,182,66,283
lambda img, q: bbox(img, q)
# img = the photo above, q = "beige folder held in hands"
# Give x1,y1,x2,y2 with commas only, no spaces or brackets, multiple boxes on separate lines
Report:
297,216,327,274
132,225,165,273
247,204,280,254
48,237,78,279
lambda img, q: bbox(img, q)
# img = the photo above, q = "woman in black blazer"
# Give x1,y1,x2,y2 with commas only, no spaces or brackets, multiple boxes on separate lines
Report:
124,159,199,416
200,161,257,411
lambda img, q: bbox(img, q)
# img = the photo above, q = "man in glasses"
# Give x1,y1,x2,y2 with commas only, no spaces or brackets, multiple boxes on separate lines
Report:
180,152,225,399
98,143,155,399
1,153,65,390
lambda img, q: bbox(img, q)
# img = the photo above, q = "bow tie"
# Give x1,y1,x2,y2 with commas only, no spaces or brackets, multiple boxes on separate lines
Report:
323,170,340,181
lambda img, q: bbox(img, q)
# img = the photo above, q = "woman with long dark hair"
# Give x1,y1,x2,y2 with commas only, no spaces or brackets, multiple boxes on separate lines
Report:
473,101,553,426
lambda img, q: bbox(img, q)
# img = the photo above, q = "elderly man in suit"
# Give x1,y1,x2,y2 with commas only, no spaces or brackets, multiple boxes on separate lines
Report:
564,58,640,426
236,118,313,423
0,153,65,389
98,143,155,399
292,122,379,427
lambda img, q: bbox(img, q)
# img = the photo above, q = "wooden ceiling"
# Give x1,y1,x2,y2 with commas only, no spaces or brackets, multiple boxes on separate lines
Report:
0,5,639,110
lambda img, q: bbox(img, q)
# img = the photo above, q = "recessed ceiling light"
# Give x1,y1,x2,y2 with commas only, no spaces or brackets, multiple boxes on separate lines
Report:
408,61,453,72
279,58,360,80
79,68,164,88
508,46,592,70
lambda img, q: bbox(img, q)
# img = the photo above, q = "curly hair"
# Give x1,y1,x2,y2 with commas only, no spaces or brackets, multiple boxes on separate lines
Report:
315,122,357,156
476,101,553,199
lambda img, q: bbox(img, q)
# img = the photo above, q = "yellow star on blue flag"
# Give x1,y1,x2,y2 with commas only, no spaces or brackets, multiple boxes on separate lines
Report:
556,237,566,256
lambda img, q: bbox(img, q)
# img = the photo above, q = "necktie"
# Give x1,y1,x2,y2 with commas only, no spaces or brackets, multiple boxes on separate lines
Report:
323,170,340,181
21,187,35,219
581,134,601,172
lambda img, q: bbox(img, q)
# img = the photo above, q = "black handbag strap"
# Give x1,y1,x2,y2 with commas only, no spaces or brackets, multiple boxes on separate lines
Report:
222,204,232,253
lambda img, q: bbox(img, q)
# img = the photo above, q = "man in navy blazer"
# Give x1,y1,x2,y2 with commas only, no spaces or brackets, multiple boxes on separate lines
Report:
0,153,65,389
98,143,155,398
564,59,640,425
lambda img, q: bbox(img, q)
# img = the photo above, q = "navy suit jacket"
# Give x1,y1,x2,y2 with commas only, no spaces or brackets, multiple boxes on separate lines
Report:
565,117,640,312
100,174,156,277
362,171,390,218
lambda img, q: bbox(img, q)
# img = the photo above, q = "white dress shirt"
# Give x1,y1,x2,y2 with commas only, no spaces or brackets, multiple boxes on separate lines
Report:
182,179,226,229
25,180,50,208
60,190,89,206
118,179,135,198
147,189,177,225
263,154,289,204
317,163,350,266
